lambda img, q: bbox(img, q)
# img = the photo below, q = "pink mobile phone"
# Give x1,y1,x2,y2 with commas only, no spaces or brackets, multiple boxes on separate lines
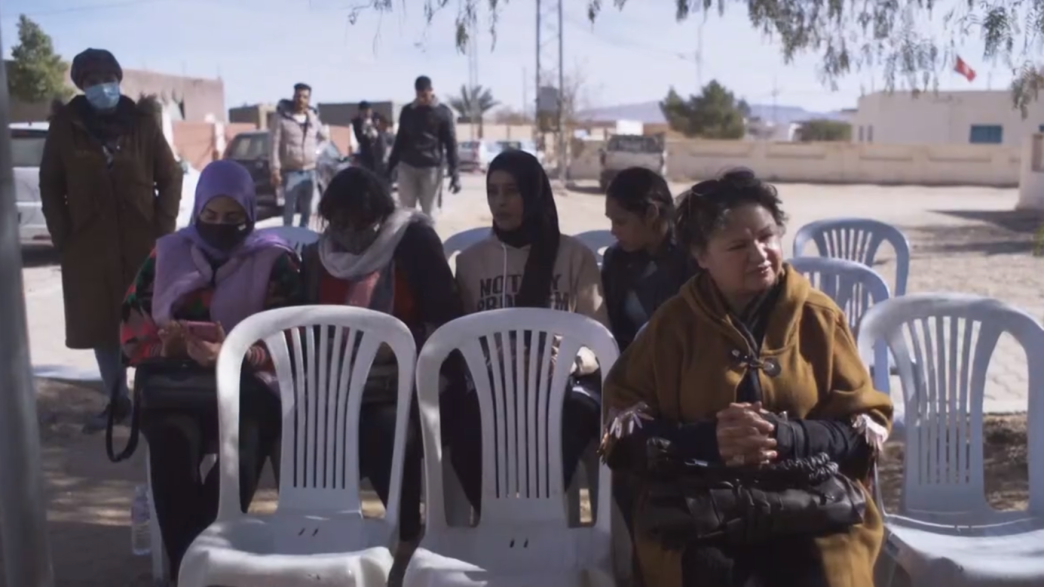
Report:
180,321,223,343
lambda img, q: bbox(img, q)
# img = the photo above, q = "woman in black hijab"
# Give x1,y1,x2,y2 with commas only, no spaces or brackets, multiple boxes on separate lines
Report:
450,149,609,513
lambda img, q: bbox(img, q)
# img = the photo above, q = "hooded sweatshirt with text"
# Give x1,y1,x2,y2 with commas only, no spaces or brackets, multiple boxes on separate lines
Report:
454,233,609,374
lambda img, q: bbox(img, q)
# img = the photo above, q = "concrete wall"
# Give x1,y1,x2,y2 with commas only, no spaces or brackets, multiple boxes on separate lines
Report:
455,123,535,142
118,68,226,122
232,101,401,130
852,90,1044,147
327,125,353,156
173,121,254,170
173,121,224,171
568,139,1022,187
229,104,272,127
1018,134,1044,210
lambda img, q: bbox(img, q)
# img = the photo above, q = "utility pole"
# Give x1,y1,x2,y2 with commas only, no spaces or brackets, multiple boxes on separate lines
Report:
467,13,480,141
535,0,564,177
522,67,528,122
556,0,565,183
0,17,56,587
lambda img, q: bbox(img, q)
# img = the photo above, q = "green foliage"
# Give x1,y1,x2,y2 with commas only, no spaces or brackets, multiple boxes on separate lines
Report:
7,15,72,103
798,119,852,142
660,80,748,139
447,84,500,123
351,0,1044,110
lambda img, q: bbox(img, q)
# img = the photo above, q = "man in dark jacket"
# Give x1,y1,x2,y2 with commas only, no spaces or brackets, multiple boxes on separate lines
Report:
40,48,182,432
387,75,460,217
351,100,379,172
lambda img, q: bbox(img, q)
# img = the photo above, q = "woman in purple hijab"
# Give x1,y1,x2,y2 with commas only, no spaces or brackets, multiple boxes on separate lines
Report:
119,159,304,579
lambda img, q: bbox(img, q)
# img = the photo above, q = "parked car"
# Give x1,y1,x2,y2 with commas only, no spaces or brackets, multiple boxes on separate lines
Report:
12,122,198,246
598,133,667,191
496,140,545,166
458,140,500,173
224,130,349,209
12,123,50,245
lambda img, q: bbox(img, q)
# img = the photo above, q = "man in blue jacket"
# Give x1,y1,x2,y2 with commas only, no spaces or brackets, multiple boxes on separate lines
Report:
387,75,460,216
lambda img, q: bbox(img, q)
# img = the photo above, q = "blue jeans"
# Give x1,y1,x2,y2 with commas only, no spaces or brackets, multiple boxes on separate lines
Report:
282,170,316,227
94,347,128,400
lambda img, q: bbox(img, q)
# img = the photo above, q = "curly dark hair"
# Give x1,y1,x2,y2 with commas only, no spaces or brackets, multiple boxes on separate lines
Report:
605,167,675,222
673,168,787,251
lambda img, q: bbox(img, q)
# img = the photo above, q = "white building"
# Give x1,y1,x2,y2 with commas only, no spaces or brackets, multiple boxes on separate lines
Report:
852,90,1044,146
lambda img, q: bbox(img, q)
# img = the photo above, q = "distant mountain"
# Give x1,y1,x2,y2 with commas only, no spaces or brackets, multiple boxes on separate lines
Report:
577,100,849,127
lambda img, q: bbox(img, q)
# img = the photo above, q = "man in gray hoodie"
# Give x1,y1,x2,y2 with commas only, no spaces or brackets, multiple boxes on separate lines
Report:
270,82,328,227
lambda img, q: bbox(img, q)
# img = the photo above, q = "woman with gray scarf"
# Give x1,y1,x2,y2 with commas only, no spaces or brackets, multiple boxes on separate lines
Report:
300,166,466,541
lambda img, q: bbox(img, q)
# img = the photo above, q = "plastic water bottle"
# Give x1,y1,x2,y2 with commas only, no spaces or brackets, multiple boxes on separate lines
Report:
130,484,151,556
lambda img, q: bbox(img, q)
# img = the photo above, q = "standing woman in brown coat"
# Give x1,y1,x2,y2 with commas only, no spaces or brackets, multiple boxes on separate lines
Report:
39,48,183,432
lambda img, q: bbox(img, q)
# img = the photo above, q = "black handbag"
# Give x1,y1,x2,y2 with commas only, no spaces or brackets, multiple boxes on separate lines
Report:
637,438,867,550
105,359,219,463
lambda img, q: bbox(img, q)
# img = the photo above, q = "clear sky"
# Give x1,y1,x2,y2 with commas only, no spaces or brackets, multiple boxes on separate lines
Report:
0,0,1010,114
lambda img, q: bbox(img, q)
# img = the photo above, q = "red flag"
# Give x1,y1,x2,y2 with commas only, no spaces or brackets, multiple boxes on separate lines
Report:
955,56,977,82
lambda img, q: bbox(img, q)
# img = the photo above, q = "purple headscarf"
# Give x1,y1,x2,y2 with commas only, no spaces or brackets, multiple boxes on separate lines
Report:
152,160,292,330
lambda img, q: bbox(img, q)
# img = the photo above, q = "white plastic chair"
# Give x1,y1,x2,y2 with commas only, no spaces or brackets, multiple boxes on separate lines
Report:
406,308,620,587
440,225,494,521
856,294,1044,587
257,225,320,255
574,230,615,266
792,218,911,296
177,306,417,587
443,227,490,260
787,257,900,433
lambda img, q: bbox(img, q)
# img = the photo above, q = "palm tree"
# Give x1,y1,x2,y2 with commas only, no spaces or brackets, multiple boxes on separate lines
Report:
448,85,499,137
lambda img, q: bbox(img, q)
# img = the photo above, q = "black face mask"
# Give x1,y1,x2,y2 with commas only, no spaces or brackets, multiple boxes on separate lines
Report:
196,221,254,252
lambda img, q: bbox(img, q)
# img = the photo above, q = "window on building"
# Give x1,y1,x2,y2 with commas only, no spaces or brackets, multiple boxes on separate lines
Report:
1038,124,1044,133
858,126,864,142
969,125,1003,144
867,125,874,143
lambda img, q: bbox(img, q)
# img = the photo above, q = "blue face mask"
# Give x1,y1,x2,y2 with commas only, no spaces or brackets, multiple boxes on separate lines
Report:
84,82,120,110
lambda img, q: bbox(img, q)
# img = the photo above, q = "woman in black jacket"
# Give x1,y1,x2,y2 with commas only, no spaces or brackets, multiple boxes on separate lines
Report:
601,167,698,543
300,166,465,542
602,167,698,350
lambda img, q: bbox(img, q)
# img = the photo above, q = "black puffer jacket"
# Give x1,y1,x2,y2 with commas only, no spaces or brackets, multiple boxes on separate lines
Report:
387,99,458,173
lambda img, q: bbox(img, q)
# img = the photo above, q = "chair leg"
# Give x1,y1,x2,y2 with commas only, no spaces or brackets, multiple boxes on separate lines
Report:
145,446,167,582
442,448,473,526
567,443,600,526
567,474,583,526
199,454,217,478
584,446,599,520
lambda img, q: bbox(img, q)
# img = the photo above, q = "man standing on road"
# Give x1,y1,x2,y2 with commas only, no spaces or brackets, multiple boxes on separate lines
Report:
387,75,460,216
270,82,328,227
351,100,379,173
39,48,182,433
